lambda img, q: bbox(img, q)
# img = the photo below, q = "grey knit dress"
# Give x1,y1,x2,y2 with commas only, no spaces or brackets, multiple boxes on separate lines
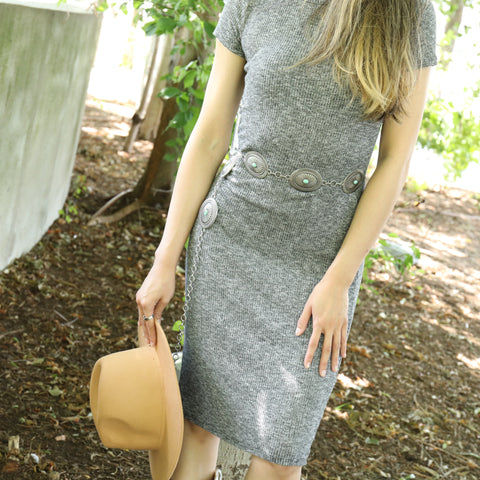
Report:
179,0,437,466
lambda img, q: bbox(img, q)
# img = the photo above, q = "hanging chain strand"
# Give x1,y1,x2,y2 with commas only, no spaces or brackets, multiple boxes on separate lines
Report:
173,227,205,360
173,179,222,360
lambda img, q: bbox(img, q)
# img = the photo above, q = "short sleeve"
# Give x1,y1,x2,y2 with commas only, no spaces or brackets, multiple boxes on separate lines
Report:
417,0,438,69
213,0,247,58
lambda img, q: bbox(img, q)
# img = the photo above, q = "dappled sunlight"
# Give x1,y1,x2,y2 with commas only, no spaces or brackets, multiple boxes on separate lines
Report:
422,231,471,258
457,353,480,370
255,390,268,441
81,124,130,139
80,97,138,141
422,317,480,347
337,373,373,390
75,99,151,198
280,366,299,393
86,96,136,118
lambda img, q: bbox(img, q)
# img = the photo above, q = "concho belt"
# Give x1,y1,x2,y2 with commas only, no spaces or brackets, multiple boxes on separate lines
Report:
224,151,364,194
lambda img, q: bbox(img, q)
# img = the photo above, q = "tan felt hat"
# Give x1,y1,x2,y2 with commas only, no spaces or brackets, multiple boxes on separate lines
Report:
89,321,183,480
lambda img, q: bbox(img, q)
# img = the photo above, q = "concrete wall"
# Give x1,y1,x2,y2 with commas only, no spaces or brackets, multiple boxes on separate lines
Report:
0,1,101,270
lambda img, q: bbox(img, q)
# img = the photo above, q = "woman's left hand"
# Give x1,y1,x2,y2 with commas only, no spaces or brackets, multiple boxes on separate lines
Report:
295,276,349,377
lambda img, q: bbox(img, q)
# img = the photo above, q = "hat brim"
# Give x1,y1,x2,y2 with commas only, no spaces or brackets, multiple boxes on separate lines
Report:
139,321,184,480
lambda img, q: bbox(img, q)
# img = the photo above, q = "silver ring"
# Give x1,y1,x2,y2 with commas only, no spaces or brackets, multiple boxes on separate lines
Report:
143,314,154,322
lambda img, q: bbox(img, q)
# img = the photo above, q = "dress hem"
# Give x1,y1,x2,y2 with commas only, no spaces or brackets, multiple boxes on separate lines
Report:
183,411,309,467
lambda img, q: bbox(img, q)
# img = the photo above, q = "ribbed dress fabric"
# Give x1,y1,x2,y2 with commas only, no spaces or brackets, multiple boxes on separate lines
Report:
178,0,437,466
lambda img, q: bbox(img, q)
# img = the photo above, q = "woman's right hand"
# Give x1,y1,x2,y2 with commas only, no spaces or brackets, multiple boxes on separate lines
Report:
136,259,176,346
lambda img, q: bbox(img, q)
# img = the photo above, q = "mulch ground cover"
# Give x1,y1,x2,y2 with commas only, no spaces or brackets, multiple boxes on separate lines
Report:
1,97,479,480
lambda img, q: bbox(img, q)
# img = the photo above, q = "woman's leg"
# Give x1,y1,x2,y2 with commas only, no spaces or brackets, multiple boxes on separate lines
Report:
170,419,221,480
244,455,302,480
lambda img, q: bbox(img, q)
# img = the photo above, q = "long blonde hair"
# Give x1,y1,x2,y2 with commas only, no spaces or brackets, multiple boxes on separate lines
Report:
294,0,425,121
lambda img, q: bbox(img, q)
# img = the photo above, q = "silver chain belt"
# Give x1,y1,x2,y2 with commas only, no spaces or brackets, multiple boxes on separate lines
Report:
236,151,364,194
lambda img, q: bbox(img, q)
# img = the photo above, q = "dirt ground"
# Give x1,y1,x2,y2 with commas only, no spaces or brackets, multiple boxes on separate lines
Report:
1,97,479,480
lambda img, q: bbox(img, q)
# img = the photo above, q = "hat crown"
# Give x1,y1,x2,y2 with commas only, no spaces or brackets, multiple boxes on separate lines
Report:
90,321,183,480
92,346,166,450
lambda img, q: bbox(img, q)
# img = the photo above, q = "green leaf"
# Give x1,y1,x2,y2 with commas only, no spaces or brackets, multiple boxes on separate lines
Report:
48,386,64,397
154,17,178,35
365,437,380,445
159,87,183,99
172,320,184,332
204,21,216,38
178,96,190,112
183,70,197,89
192,88,205,100
96,0,108,12
143,21,158,37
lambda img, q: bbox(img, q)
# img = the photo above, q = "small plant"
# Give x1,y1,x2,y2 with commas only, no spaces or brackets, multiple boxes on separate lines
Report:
58,202,78,224
159,56,214,163
363,233,421,285
70,174,88,199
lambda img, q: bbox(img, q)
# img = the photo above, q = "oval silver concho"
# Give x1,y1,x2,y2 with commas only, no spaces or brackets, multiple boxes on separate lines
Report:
221,156,237,178
243,152,268,178
198,198,218,228
289,168,322,192
342,170,364,194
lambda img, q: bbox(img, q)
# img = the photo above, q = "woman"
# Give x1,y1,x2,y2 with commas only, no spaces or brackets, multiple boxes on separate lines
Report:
137,0,437,479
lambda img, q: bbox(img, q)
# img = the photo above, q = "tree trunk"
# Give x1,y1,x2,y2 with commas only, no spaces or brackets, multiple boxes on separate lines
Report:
136,34,175,143
131,27,211,208
217,440,251,480
124,35,163,152
131,96,179,207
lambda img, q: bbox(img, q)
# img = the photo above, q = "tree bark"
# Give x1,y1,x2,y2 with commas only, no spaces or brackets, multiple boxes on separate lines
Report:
217,441,251,480
131,96,179,207
131,27,208,208
137,34,175,143
125,35,162,152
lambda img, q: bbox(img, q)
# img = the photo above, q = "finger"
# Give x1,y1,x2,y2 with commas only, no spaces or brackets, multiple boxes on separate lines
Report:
319,332,332,377
304,323,321,369
296,301,312,336
136,294,144,325
341,321,348,358
153,299,167,323
331,331,341,373
142,313,155,346
136,290,155,344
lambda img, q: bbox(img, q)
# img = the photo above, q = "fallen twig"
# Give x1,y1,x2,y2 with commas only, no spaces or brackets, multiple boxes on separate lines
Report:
54,310,79,327
89,198,145,225
0,328,24,340
88,188,134,224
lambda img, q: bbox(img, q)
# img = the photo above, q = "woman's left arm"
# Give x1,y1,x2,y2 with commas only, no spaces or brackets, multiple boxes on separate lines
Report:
296,67,433,376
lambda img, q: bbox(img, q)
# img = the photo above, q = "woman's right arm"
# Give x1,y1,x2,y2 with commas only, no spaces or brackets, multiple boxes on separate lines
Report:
136,40,246,344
